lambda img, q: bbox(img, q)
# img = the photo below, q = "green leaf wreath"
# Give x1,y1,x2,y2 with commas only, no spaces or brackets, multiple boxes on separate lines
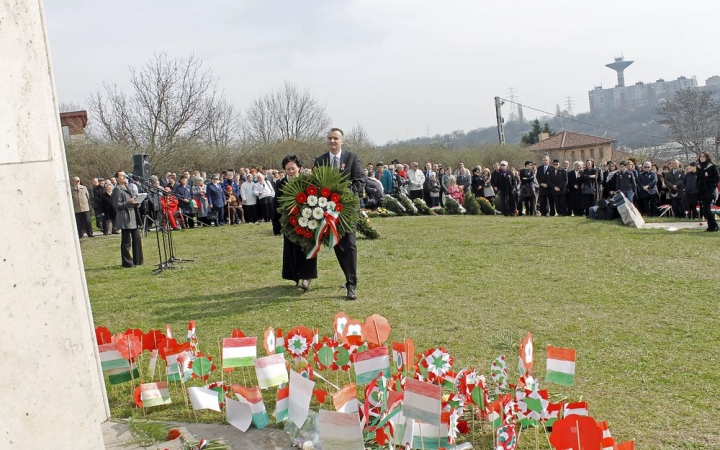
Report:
278,166,360,256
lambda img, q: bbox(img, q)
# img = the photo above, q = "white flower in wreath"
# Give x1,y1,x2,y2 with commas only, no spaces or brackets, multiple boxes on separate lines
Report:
327,201,336,210
307,219,318,230
317,196,328,208
306,195,318,206
301,207,313,218
298,216,309,227
313,207,324,219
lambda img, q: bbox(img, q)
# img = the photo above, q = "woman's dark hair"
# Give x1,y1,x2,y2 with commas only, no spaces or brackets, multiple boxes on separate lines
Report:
282,154,302,169
699,152,713,164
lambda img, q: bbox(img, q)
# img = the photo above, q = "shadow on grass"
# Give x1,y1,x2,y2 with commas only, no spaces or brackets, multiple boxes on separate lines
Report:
150,284,309,321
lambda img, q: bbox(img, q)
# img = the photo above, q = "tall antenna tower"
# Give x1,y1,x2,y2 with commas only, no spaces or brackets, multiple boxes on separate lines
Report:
506,88,518,121
565,96,574,116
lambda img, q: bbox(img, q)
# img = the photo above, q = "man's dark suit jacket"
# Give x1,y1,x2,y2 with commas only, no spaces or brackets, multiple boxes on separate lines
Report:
314,150,365,196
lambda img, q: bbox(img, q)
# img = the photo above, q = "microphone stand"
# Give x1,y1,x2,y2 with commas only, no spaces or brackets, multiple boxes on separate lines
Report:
129,175,193,275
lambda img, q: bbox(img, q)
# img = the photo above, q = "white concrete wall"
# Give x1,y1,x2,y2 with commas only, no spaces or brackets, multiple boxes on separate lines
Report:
0,1,109,448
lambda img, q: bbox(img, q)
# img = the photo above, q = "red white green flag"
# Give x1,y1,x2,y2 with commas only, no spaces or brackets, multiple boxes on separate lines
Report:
546,346,576,386
254,353,288,389
140,382,172,407
222,337,257,368
352,346,390,385
402,378,441,426
564,401,588,417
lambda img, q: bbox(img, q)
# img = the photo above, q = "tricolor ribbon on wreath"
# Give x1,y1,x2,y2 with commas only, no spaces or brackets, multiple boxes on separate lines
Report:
307,207,341,259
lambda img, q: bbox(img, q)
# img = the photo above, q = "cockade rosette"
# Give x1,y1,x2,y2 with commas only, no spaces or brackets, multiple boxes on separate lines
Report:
279,166,359,258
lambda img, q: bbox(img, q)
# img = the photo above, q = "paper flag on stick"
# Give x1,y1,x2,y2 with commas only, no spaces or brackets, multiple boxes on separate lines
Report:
226,397,252,432
254,353,288,389
140,382,172,407
546,346,576,386
107,362,139,385
332,383,359,414
549,416,602,450
333,312,349,341
318,410,365,450
263,327,275,355
222,337,257,368
233,385,270,429
564,401,589,417
188,386,222,412
411,419,450,449
148,349,158,379
289,370,315,428
363,314,391,345
519,332,534,373
403,378,441,426
352,345,390,385
274,385,289,422
165,345,193,382
98,343,130,372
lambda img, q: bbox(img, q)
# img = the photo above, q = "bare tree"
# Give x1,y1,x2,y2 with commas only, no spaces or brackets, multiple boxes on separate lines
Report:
656,88,720,161
344,123,374,149
58,101,84,113
244,81,331,145
203,95,242,148
87,52,225,167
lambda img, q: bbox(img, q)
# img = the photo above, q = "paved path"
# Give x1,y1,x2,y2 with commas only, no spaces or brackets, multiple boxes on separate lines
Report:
102,420,290,450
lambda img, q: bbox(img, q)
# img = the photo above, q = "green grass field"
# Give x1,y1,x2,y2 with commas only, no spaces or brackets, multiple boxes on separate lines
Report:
82,215,720,449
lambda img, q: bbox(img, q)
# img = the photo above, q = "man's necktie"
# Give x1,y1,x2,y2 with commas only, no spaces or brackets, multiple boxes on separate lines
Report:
332,156,338,170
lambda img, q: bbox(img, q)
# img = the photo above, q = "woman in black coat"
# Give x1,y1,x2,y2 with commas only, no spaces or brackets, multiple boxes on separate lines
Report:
696,152,719,232
580,159,601,217
99,182,118,235
276,155,318,290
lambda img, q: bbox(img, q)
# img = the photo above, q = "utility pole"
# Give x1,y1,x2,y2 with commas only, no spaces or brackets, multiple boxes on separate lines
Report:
494,96,506,145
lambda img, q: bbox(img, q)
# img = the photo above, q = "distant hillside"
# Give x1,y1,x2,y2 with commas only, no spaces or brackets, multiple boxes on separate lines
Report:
388,105,669,150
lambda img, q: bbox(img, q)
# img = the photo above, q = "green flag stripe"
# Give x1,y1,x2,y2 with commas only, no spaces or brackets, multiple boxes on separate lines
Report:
546,370,575,386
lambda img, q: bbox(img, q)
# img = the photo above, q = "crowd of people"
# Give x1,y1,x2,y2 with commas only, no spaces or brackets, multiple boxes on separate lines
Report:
73,152,720,248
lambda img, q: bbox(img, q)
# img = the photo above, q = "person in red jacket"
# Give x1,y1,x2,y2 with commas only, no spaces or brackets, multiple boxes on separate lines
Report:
160,187,181,230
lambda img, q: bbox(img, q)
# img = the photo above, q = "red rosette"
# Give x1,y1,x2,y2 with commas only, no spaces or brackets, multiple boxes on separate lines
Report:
290,205,299,216
335,203,343,212
296,192,307,204
306,185,318,196
295,226,305,235
231,328,246,338
303,230,313,239
167,429,182,440
95,326,112,345
289,216,299,226
320,187,331,198
330,193,340,203
117,334,142,360
142,329,165,351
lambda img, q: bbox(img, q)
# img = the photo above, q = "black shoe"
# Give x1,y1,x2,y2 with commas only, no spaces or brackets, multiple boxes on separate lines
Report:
346,286,357,301
300,280,310,291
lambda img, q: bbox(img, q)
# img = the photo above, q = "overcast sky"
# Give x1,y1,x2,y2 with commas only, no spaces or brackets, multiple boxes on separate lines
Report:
44,0,720,144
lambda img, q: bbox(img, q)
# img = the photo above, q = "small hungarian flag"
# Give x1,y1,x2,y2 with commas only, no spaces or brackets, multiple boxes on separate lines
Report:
486,399,503,429
254,353,288,389
98,343,130,371
546,346,576,386
222,337,257,368
318,410,365,450
140,382,172,407
352,346,390,385
542,401,564,427
107,363,139,385
402,378,441,426
233,385,269,429
274,385,289,422
564,401,588,417
598,420,614,450
332,383,359,414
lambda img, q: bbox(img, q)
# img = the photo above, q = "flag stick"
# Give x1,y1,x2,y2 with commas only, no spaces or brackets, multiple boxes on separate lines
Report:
576,419,581,450
419,421,425,450
535,425,539,450
517,424,523,446
542,422,552,448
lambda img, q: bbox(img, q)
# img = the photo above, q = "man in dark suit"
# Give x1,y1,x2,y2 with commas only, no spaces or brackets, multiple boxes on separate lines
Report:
536,155,553,216
314,128,365,300
567,161,584,216
549,160,568,215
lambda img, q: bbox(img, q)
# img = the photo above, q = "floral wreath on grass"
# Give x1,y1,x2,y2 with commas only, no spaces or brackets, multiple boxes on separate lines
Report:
279,166,360,258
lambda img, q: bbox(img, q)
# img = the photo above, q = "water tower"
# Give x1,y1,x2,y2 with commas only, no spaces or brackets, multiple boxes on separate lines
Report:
606,56,633,87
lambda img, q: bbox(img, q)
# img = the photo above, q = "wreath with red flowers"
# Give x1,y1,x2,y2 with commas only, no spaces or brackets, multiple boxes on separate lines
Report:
279,166,360,257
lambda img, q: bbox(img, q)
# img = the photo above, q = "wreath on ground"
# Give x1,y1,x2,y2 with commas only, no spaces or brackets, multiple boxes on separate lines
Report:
278,166,360,258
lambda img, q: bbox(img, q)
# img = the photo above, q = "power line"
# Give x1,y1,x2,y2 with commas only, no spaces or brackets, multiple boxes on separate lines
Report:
498,97,668,142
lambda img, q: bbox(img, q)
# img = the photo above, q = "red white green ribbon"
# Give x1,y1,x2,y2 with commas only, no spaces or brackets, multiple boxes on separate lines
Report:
306,207,340,259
